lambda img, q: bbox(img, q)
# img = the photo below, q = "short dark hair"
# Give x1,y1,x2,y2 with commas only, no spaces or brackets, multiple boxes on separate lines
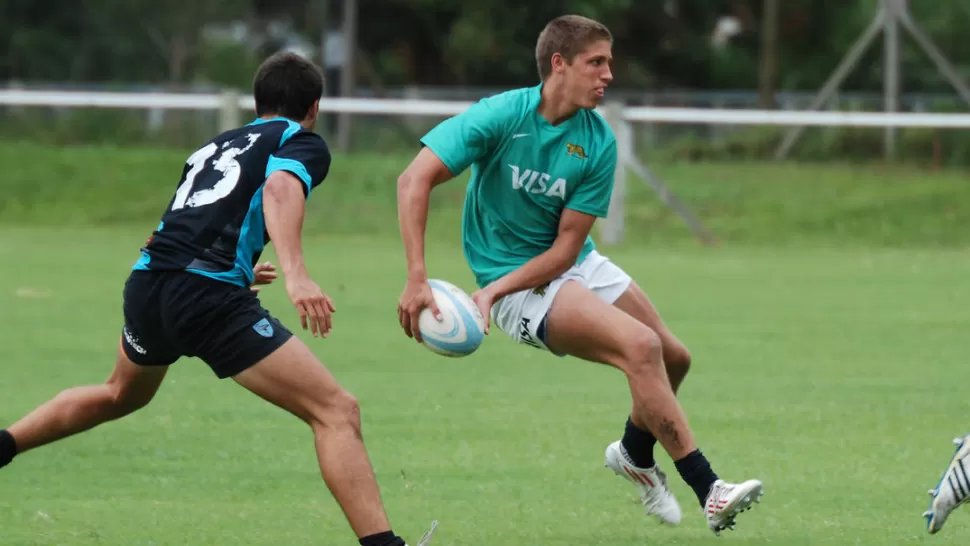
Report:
535,15,613,80
253,52,325,120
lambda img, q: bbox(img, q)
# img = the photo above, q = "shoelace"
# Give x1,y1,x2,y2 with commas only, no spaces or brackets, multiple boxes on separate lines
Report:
707,482,732,511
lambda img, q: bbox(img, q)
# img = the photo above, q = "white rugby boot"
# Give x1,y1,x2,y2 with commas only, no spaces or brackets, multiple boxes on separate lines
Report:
604,440,683,526
924,434,970,534
703,478,764,535
407,520,438,546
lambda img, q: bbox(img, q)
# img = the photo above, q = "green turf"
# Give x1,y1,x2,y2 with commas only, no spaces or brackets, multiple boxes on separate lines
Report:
1,142,969,543
1,225,969,545
3,142,970,246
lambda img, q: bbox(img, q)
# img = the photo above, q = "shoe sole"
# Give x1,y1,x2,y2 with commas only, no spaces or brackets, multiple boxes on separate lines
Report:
711,481,764,535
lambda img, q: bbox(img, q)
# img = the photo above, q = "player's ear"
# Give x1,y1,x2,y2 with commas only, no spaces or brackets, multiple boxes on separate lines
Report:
304,100,320,129
550,52,565,74
549,53,565,74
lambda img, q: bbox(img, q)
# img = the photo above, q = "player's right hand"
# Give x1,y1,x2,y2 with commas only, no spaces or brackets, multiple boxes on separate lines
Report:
398,279,441,343
286,275,336,338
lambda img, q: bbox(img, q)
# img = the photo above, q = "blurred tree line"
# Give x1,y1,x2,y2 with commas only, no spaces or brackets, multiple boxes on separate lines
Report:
4,0,970,96
6,0,970,164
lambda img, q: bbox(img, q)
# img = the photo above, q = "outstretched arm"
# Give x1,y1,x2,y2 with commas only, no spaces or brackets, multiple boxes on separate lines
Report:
264,171,335,338
397,147,456,285
396,96,509,343
264,171,310,281
396,147,455,341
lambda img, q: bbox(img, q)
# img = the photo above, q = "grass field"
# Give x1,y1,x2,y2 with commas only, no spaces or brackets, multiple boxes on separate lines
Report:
2,144,970,545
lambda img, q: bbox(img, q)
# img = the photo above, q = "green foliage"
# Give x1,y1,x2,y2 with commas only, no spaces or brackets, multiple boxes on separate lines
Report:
9,0,970,93
196,40,263,89
3,0,251,83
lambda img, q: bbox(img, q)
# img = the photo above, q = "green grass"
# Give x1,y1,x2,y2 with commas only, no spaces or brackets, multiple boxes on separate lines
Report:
1,226,969,545
1,143,970,544
3,142,970,246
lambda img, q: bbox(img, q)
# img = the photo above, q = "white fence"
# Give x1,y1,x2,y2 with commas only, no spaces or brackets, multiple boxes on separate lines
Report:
6,88,970,126
4,88,970,244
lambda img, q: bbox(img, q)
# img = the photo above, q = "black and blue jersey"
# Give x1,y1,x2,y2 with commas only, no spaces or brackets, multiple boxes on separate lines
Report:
134,117,330,287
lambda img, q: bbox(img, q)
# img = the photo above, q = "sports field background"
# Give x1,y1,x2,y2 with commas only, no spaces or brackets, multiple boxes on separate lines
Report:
2,142,970,545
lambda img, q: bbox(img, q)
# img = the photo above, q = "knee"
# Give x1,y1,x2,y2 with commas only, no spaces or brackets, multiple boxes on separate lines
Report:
666,343,692,377
620,326,665,378
309,389,362,437
106,382,155,417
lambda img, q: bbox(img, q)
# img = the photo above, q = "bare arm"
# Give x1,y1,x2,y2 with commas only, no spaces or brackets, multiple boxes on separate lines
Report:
396,100,505,340
485,208,597,301
396,147,456,282
396,147,457,339
263,171,309,280
263,171,335,337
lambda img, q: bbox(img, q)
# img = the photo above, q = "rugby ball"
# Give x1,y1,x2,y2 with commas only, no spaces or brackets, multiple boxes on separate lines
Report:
418,279,486,357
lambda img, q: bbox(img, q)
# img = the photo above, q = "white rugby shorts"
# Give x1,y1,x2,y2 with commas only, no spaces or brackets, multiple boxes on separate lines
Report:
490,250,632,354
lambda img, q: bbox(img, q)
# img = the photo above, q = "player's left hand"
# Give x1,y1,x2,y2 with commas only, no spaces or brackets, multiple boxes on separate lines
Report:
251,261,278,292
471,287,495,335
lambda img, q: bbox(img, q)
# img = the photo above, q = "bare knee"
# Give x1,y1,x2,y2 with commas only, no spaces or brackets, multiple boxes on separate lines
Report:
665,343,692,378
104,381,155,418
620,326,665,379
308,389,362,438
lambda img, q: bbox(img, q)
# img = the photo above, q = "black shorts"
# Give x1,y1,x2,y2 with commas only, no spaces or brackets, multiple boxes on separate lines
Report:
120,270,293,379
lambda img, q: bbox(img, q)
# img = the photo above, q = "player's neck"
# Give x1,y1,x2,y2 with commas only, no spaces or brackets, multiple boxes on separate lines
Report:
259,113,311,130
537,80,579,126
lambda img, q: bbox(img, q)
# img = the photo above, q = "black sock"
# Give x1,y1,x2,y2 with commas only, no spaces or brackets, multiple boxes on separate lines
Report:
620,416,657,468
674,449,719,507
0,429,17,469
359,531,405,546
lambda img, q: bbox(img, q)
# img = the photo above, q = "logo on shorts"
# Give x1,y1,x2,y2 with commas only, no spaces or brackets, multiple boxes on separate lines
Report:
532,281,550,297
253,318,274,338
519,317,542,350
566,143,587,160
123,327,147,355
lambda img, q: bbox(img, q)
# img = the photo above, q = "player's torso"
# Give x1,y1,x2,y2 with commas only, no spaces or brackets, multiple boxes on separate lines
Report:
137,118,303,286
474,109,604,240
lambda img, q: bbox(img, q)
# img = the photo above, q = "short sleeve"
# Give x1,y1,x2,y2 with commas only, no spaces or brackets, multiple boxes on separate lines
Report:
266,131,331,197
565,137,617,218
419,98,509,176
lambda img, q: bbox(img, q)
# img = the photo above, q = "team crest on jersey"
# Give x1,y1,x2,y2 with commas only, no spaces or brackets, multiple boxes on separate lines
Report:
566,143,587,160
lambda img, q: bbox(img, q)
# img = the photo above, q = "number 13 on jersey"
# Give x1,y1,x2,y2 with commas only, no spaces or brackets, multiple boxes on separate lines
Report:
172,133,261,210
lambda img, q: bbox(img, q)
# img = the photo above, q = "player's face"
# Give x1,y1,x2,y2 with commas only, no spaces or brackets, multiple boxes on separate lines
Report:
565,40,613,109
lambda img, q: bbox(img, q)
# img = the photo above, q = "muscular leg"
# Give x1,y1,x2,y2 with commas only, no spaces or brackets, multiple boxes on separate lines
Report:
231,337,397,542
545,281,697,461
545,281,724,508
545,281,763,532
612,281,693,471
1,338,168,466
613,281,692,393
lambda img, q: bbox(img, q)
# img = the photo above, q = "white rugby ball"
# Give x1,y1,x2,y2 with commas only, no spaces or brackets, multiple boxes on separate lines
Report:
418,279,487,357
